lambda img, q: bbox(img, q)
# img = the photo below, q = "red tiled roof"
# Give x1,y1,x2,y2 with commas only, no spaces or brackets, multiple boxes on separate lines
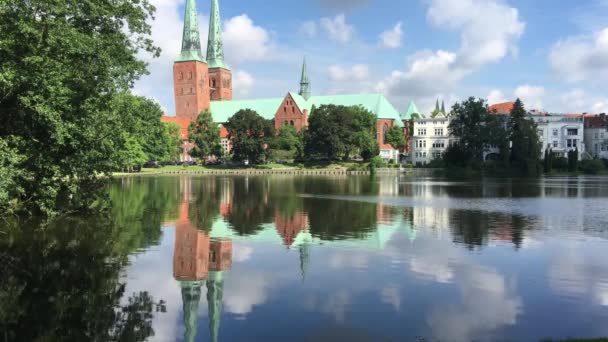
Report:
585,114,608,128
220,125,229,139
489,102,514,115
161,116,192,140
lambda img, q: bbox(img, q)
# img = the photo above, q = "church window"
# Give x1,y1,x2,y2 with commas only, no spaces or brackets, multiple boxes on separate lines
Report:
179,72,183,80
292,106,295,113
290,120,295,126
284,106,287,113
188,71,192,80
212,79,217,88
284,121,288,126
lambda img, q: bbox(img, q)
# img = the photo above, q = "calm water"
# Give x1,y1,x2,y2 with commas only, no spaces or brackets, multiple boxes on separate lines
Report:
2,175,608,342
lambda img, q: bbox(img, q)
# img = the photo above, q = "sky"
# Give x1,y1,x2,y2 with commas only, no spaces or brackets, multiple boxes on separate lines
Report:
133,0,608,116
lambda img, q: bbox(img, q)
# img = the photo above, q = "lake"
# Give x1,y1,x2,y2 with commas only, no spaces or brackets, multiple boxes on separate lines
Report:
2,175,608,342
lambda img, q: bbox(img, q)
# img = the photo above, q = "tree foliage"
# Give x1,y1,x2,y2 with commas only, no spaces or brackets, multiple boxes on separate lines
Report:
225,109,274,164
270,124,304,161
508,99,542,175
0,0,159,215
448,97,505,164
188,110,222,161
385,126,407,150
304,105,378,161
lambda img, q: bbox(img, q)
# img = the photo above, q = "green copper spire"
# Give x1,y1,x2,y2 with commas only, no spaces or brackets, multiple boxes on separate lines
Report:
435,99,440,112
207,272,225,342
402,101,419,120
176,0,205,62
299,243,310,282
299,57,311,101
441,100,446,113
180,281,204,342
207,0,229,69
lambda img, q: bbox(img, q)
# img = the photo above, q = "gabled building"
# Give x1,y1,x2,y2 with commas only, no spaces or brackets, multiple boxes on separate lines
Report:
584,113,608,159
162,0,403,162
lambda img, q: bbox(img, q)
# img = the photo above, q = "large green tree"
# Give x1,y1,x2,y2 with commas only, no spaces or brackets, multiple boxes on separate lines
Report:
304,105,378,161
163,122,183,161
225,109,274,164
188,110,222,161
448,97,505,165
270,124,304,161
0,0,159,215
508,99,541,174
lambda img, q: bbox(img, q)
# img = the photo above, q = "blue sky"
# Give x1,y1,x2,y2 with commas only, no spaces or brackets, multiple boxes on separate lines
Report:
134,0,608,115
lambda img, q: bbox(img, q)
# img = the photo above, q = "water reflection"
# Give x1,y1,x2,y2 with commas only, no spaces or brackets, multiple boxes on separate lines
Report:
3,175,608,341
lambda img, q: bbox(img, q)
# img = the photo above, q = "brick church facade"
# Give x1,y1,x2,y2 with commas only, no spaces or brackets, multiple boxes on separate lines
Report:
162,0,404,162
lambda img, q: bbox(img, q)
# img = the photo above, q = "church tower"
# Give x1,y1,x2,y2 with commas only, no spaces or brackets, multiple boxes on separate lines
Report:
207,0,233,101
299,57,311,101
173,0,210,120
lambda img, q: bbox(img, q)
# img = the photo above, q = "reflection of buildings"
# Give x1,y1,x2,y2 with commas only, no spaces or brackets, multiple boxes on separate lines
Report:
274,211,311,280
172,177,233,342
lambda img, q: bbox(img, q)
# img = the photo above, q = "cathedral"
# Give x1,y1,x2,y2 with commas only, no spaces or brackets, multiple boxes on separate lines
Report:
162,0,406,162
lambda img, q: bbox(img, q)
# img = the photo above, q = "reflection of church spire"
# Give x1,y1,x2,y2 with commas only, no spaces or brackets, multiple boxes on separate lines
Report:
180,281,204,342
207,272,224,342
299,243,310,282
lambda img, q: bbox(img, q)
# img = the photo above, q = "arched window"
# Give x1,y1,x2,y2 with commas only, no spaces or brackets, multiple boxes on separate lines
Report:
284,121,288,126
383,124,389,144
212,79,216,88
179,72,183,80
284,106,287,113
188,71,192,80
292,106,295,113
290,120,295,126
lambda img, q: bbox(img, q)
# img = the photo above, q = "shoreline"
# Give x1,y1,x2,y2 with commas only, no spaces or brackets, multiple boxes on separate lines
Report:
112,167,411,177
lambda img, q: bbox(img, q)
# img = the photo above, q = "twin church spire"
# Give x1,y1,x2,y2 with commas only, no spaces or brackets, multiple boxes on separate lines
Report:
177,0,229,70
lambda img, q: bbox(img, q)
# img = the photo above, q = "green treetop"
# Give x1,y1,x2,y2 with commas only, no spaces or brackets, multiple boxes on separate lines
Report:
188,110,222,161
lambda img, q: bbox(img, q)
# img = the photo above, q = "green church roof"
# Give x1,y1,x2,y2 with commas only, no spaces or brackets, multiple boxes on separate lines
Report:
402,101,419,120
211,93,403,127
206,0,229,70
176,0,205,63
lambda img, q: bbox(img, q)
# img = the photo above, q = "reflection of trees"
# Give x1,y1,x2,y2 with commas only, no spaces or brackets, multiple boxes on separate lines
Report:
0,217,164,341
109,177,181,253
304,199,378,240
225,178,275,235
188,177,222,232
449,210,531,249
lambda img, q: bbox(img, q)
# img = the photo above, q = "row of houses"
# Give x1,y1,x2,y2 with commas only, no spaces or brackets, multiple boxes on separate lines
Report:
408,101,608,165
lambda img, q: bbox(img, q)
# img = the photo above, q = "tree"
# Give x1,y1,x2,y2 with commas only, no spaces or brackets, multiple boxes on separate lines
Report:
448,98,498,164
0,0,159,215
385,126,407,150
225,109,274,164
270,124,303,161
162,122,183,161
188,110,222,161
568,148,579,172
508,99,542,175
304,105,378,161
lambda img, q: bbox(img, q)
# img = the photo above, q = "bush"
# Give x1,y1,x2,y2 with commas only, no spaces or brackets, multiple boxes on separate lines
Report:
553,157,569,171
580,159,605,175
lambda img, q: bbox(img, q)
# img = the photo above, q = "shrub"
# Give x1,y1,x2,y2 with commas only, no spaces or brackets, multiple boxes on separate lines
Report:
580,159,605,175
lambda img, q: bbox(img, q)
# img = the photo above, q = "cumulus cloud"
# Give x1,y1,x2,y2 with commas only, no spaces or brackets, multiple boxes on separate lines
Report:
550,27,608,82
320,14,355,43
299,21,318,38
379,22,404,49
233,70,255,99
327,64,374,94
514,85,545,110
223,14,274,65
376,0,524,112
487,89,508,105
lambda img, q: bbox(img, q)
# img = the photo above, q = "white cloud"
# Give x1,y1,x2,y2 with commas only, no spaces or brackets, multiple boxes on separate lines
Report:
223,14,274,65
487,89,507,105
320,14,355,43
550,27,608,82
327,64,374,94
233,70,255,99
299,21,318,38
379,22,403,49
376,0,524,112
514,85,545,110
593,101,608,113
223,272,273,315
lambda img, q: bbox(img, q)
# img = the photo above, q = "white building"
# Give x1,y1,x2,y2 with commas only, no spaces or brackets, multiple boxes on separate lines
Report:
532,113,585,158
584,114,608,159
411,112,453,165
